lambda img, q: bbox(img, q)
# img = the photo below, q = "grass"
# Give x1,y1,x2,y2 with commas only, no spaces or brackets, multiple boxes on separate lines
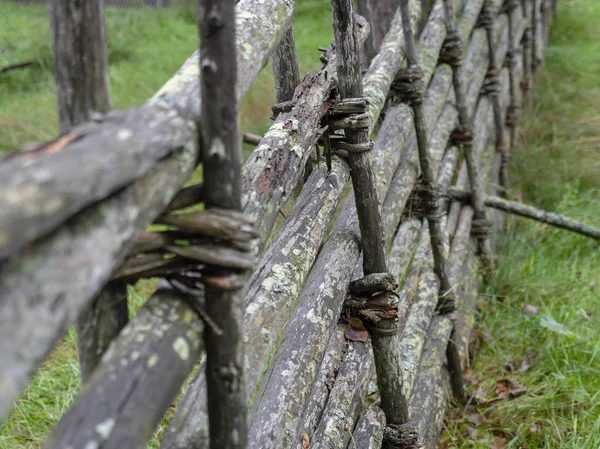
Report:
440,0,600,447
0,0,598,448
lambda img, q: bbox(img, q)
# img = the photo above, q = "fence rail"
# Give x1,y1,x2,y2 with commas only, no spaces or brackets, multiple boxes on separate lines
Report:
0,0,570,448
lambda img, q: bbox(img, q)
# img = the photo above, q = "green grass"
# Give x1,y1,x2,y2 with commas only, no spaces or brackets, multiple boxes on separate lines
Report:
1,0,598,448
441,0,600,447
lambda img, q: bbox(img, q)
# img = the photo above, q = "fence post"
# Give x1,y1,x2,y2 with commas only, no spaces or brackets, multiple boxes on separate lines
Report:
49,0,124,383
197,1,248,448
49,0,111,133
271,26,300,104
331,0,410,431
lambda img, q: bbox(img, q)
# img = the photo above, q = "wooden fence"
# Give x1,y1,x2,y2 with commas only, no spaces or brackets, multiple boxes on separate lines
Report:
0,0,571,448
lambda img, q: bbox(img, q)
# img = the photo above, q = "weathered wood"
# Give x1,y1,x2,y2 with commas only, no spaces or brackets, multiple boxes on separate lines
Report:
50,0,111,133
43,286,203,449
448,189,600,240
0,143,197,422
150,0,294,121
0,106,191,261
407,315,452,449
272,26,301,103
310,342,373,449
347,403,386,449
297,325,348,444
356,0,379,63
241,18,370,252
76,282,129,383
0,0,293,262
245,7,513,446
197,1,248,448
369,0,400,47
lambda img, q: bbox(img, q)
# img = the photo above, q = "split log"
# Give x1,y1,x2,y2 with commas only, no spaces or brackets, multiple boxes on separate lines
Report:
448,190,600,240
298,325,348,443
0,143,197,422
43,286,203,449
407,315,452,448
347,403,386,449
309,342,373,449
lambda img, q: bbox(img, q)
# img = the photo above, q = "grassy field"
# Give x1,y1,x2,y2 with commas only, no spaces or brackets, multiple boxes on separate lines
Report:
441,0,600,447
1,0,598,448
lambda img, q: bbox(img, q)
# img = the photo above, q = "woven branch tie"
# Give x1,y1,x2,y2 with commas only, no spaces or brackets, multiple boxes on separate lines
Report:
402,178,445,223
471,218,493,238
481,68,501,96
506,105,520,127
440,31,464,68
476,1,496,29
344,272,401,338
390,66,426,106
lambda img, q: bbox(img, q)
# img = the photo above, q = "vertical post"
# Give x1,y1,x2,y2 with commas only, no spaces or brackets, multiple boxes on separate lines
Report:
479,0,510,197
532,0,540,79
197,1,248,448
398,0,466,406
49,0,124,383
356,0,378,64
398,0,455,311
521,0,533,108
271,26,301,104
505,0,521,149
49,0,111,134
331,0,409,428
369,0,399,48
439,0,488,406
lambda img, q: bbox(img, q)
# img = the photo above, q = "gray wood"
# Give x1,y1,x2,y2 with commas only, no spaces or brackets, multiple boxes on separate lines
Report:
0,105,191,261
50,0,111,133
331,0,387,276
43,286,203,449
310,342,374,449
448,190,600,240
76,282,129,383
271,26,301,103
197,1,248,448
347,404,386,449
0,143,197,422
369,0,400,47
356,0,379,63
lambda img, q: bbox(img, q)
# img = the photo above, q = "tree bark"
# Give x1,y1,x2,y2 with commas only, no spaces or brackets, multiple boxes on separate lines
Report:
49,0,111,134
197,1,248,448
76,282,129,383
271,26,301,103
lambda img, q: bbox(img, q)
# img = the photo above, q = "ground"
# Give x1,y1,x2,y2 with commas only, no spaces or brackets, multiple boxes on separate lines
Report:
0,0,598,448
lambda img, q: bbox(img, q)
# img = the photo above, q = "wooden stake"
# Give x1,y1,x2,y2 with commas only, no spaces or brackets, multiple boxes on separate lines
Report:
197,1,248,448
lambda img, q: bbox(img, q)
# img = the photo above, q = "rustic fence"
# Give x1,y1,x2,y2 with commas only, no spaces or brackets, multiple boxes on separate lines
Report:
0,0,585,448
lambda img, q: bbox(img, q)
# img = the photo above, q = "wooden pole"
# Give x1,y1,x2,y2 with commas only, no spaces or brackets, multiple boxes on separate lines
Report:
331,0,409,427
197,1,248,448
398,0,455,311
49,0,127,383
49,0,111,134
448,189,600,240
271,26,301,103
